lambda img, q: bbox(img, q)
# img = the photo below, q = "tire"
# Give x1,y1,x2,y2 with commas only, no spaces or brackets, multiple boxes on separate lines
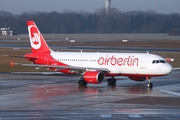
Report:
78,80,87,86
147,83,153,89
107,78,116,85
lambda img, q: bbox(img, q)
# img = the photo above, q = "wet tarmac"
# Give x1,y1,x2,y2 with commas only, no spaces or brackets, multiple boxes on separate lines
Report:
0,71,180,119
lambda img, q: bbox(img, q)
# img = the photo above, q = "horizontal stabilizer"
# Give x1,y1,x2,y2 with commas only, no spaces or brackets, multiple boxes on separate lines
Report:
5,55,38,61
5,55,25,58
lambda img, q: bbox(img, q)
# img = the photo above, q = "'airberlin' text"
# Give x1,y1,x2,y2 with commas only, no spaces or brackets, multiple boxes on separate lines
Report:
98,55,139,66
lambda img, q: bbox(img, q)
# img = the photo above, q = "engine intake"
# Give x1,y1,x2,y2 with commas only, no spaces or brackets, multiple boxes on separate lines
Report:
83,71,105,84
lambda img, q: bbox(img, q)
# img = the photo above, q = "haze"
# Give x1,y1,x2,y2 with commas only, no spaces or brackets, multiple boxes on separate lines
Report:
0,0,179,14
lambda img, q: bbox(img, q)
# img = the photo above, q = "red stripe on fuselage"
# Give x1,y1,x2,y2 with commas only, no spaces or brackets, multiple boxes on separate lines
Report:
105,73,165,77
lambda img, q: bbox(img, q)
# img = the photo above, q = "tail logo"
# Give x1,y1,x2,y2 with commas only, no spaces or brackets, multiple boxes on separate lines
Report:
28,25,41,49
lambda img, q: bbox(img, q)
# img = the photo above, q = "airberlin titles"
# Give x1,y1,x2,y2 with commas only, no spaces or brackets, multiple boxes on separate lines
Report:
98,55,139,66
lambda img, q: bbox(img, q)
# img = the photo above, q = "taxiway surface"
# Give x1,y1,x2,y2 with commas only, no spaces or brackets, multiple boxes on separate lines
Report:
0,35,180,119
0,71,180,119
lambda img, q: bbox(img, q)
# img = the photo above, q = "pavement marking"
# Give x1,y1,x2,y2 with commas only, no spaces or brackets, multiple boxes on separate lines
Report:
160,90,180,97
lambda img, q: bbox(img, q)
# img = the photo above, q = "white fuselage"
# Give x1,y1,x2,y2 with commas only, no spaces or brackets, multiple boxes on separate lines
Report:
50,52,173,76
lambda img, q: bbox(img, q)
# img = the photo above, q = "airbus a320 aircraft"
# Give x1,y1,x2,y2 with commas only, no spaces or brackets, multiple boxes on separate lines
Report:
11,21,174,88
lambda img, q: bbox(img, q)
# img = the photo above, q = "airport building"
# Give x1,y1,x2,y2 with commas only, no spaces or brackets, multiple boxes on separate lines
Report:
0,26,13,36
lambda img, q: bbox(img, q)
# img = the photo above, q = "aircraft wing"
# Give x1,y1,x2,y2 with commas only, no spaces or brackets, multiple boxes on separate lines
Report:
10,62,110,73
173,68,180,71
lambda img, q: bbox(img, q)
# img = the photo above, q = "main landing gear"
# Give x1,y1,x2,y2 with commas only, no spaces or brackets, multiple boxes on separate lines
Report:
78,79,87,86
107,77,116,85
78,77,117,86
146,77,153,89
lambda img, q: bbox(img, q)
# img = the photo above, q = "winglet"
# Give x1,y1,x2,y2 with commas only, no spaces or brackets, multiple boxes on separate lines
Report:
10,61,14,67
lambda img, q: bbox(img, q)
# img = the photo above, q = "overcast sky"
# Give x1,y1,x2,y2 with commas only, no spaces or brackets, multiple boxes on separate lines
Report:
0,0,179,14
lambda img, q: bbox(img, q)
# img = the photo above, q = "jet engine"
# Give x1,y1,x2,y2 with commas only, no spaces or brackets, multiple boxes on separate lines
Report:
83,71,105,84
128,76,146,81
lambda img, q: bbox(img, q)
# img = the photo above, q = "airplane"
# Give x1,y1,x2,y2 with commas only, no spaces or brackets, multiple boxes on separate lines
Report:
10,20,174,88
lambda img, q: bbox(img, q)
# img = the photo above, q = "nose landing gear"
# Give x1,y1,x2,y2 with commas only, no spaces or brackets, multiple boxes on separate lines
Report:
146,76,153,89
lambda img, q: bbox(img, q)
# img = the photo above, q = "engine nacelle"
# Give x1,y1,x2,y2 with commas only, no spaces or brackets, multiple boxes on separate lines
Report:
83,71,105,84
129,76,146,81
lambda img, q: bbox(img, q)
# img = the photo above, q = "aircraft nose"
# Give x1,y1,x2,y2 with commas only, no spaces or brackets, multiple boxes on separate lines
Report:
164,64,173,74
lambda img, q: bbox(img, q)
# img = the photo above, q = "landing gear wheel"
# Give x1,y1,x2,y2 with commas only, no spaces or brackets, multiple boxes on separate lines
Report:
78,80,87,86
147,83,153,89
146,76,153,89
107,78,116,85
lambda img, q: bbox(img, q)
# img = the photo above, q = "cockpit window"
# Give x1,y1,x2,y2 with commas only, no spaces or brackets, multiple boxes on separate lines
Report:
160,60,166,63
152,60,166,64
156,60,160,63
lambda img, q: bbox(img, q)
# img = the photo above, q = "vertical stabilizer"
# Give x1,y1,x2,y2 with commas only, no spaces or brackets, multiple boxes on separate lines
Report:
27,21,51,53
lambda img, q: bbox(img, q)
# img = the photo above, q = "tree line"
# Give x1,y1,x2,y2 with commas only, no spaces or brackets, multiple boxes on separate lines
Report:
0,8,180,35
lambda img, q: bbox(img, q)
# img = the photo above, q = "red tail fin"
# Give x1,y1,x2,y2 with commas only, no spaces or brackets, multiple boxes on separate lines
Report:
27,21,51,53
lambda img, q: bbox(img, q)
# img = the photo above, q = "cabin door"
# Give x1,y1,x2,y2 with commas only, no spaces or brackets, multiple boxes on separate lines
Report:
140,56,147,69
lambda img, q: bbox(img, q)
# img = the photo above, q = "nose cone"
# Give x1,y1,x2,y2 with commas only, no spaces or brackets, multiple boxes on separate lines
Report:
152,63,173,75
163,63,173,75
